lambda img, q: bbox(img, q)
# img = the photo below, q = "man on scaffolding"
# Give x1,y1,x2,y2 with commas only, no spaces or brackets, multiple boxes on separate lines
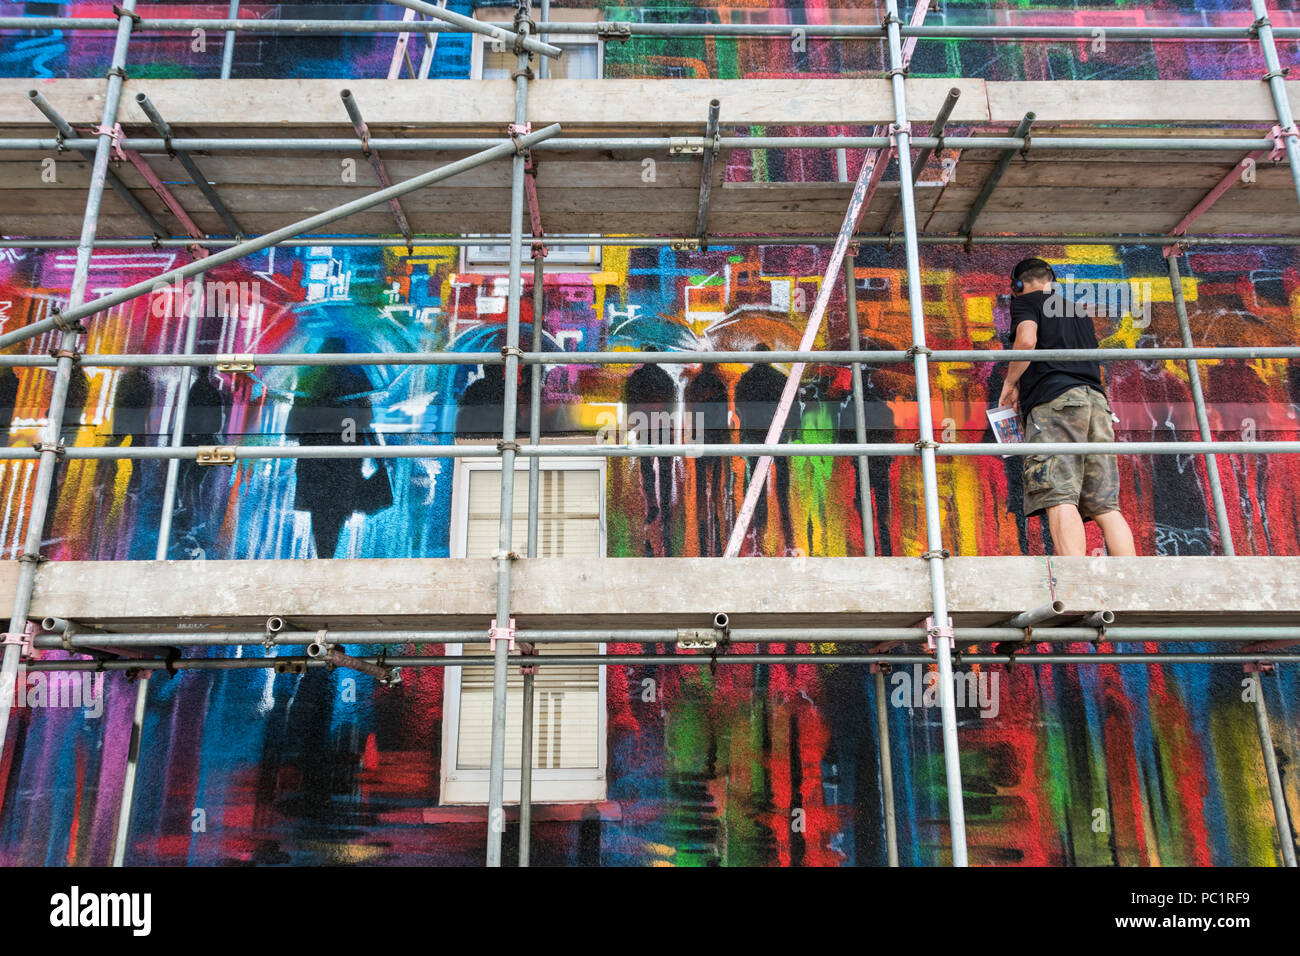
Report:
997,257,1136,557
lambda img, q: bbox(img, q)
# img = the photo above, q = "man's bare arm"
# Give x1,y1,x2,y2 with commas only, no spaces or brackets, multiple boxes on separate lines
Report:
997,320,1037,411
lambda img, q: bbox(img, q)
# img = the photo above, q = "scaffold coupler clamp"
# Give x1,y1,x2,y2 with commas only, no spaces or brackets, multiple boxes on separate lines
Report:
709,612,731,675
924,615,954,653
489,618,517,653
0,623,35,660
49,345,81,364
49,308,86,335
888,121,911,148
519,641,538,676
1269,124,1297,162
111,3,141,26
92,122,127,162
33,440,65,459
508,122,532,154
595,21,632,42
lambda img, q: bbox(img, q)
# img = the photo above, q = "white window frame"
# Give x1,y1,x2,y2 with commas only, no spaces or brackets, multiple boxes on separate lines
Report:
440,456,608,805
465,17,603,272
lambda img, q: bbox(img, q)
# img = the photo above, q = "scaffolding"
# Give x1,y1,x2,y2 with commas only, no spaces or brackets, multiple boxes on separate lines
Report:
0,1,1298,868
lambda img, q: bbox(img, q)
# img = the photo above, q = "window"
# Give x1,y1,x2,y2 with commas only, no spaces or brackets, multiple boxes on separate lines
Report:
466,13,603,270
441,458,607,804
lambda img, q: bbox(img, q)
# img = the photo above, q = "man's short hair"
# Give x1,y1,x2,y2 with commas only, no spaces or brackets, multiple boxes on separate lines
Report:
1012,257,1054,287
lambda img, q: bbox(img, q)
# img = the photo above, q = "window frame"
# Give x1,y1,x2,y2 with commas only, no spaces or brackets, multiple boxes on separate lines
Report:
440,456,608,805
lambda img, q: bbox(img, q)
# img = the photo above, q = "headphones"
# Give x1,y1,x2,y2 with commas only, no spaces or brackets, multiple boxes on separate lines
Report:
1011,258,1057,294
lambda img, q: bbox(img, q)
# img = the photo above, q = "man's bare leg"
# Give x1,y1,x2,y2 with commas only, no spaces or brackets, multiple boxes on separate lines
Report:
1093,509,1136,556
1046,503,1087,555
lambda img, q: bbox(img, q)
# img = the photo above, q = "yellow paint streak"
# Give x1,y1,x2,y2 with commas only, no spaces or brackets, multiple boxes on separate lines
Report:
1062,245,1120,265
1144,275,1197,303
966,296,995,342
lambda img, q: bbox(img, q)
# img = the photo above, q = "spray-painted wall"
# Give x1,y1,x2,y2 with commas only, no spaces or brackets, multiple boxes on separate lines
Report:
0,2,1297,865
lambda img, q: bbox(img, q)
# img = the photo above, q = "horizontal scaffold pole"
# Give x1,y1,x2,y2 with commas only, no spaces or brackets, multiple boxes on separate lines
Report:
4,233,1299,250
0,345,1297,369
0,441,1298,462
1,17,1296,41
0,135,1279,153
30,625,1300,649
20,653,1300,672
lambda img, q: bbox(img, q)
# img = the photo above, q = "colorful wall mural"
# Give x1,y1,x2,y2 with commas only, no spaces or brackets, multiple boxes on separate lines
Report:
0,2,1297,866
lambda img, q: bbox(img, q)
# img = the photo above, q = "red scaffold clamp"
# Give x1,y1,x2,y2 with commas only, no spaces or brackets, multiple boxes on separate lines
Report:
1269,124,1297,163
519,641,539,676
508,122,532,154
0,624,35,659
489,617,516,652
92,122,127,162
924,615,954,652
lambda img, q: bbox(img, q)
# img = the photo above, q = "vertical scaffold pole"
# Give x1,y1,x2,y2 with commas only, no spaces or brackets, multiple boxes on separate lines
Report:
1168,256,1234,548
520,253,545,868
221,0,240,79
111,280,204,867
0,0,138,760
1251,667,1297,866
846,257,899,866
1171,253,1295,866
1251,0,1300,205
884,0,968,866
486,11,533,868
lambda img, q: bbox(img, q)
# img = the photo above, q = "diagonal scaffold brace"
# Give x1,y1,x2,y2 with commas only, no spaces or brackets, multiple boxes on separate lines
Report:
0,124,564,350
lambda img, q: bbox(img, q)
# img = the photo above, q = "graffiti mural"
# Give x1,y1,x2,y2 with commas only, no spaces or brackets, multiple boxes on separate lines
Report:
0,2,1297,866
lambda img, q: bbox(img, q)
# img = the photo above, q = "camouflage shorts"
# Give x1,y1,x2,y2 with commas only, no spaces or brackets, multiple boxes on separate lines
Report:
1022,385,1120,521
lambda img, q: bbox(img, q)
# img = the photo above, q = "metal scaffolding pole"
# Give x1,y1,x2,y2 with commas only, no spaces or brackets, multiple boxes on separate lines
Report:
0,132,1283,156
1251,0,1300,206
31,624,1300,651
0,0,138,765
25,91,168,238
1,437,1299,463
134,93,245,238
884,0,967,866
484,12,533,868
1251,670,1298,866
5,17,1295,40
220,0,239,79
9,232,1300,252
0,126,562,350
110,277,204,868
520,249,546,868
721,114,891,554
845,249,898,865
22,652,1300,673
1168,256,1234,550
8,343,1300,371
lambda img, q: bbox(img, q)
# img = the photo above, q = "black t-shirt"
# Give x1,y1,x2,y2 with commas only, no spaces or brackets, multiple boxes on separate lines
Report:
1010,288,1105,418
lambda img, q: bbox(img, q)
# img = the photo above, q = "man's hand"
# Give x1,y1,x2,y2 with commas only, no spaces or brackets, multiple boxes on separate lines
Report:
998,382,1019,414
